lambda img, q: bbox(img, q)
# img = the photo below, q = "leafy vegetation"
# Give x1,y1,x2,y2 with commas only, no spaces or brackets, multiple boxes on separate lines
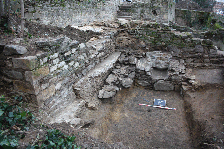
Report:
0,95,34,148
27,129,80,149
0,95,79,149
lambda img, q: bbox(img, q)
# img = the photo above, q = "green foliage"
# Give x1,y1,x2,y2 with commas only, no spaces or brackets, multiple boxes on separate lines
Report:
0,94,79,149
0,95,34,149
213,23,223,30
27,129,80,149
0,96,34,130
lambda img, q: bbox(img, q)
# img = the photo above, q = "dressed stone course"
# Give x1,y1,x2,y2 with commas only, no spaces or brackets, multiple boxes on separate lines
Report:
12,56,39,70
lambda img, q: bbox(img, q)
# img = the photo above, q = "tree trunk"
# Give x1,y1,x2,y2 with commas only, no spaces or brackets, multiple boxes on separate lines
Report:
0,0,4,17
4,0,9,17
20,0,24,37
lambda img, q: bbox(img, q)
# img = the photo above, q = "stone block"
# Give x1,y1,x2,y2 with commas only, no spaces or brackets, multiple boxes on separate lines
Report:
35,37,64,48
136,58,152,71
50,53,59,59
69,40,79,48
71,48,77,54
52,58,59,65
13,80,38,94
154,80,174,91
24,66,49,93
79,43,86,50
202,39,213,46
3,45,27,55
12,56,39,70
55,82,62,90
25,66,50,83
50,65,58,72
2,70,23,80
58,61,66,68
204,59,210,63
194,45,204,53
43,57,48,63
136,80,151,87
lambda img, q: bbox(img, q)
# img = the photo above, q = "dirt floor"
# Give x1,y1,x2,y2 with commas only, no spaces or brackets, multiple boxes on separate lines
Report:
83,86,192,149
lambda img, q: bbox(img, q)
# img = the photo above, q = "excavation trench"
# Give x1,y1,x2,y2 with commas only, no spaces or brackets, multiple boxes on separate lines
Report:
81,84,224,148
76,66,224,149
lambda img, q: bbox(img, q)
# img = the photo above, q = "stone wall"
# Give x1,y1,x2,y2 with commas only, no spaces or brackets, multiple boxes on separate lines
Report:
118,0,175,23
96,22,224,99
175,8,211,28
0,35,115,110
23,0,120,28
17,0,175,28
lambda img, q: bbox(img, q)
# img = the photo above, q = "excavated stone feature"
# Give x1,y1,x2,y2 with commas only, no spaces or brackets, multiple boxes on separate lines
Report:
154,80,174,90
73,52,121,101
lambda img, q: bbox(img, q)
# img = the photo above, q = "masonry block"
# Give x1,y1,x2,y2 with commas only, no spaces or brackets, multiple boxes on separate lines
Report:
12,56,39,70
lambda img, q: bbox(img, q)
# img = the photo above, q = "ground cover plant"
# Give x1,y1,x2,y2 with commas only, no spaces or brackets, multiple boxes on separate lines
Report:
0,95,80,149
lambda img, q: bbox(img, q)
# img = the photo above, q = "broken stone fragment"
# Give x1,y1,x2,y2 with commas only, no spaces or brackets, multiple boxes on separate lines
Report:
128,56,137,65
169,59,185,74
106,74,118,85
136,58,152,71
136,80,151,87
69,40,79,48
98,85,119,99
121,78,133,88
3,45,27,55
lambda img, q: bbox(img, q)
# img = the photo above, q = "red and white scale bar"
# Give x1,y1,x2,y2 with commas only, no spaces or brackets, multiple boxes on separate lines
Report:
139,104,176,110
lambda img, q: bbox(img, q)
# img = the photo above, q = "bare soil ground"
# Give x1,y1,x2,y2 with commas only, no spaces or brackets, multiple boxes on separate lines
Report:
184,86,224,149
83,86,192,149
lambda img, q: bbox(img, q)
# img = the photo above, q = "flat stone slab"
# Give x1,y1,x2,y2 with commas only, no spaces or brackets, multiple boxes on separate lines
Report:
154,80,174,91
151,69,169,80
73,52,121,100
